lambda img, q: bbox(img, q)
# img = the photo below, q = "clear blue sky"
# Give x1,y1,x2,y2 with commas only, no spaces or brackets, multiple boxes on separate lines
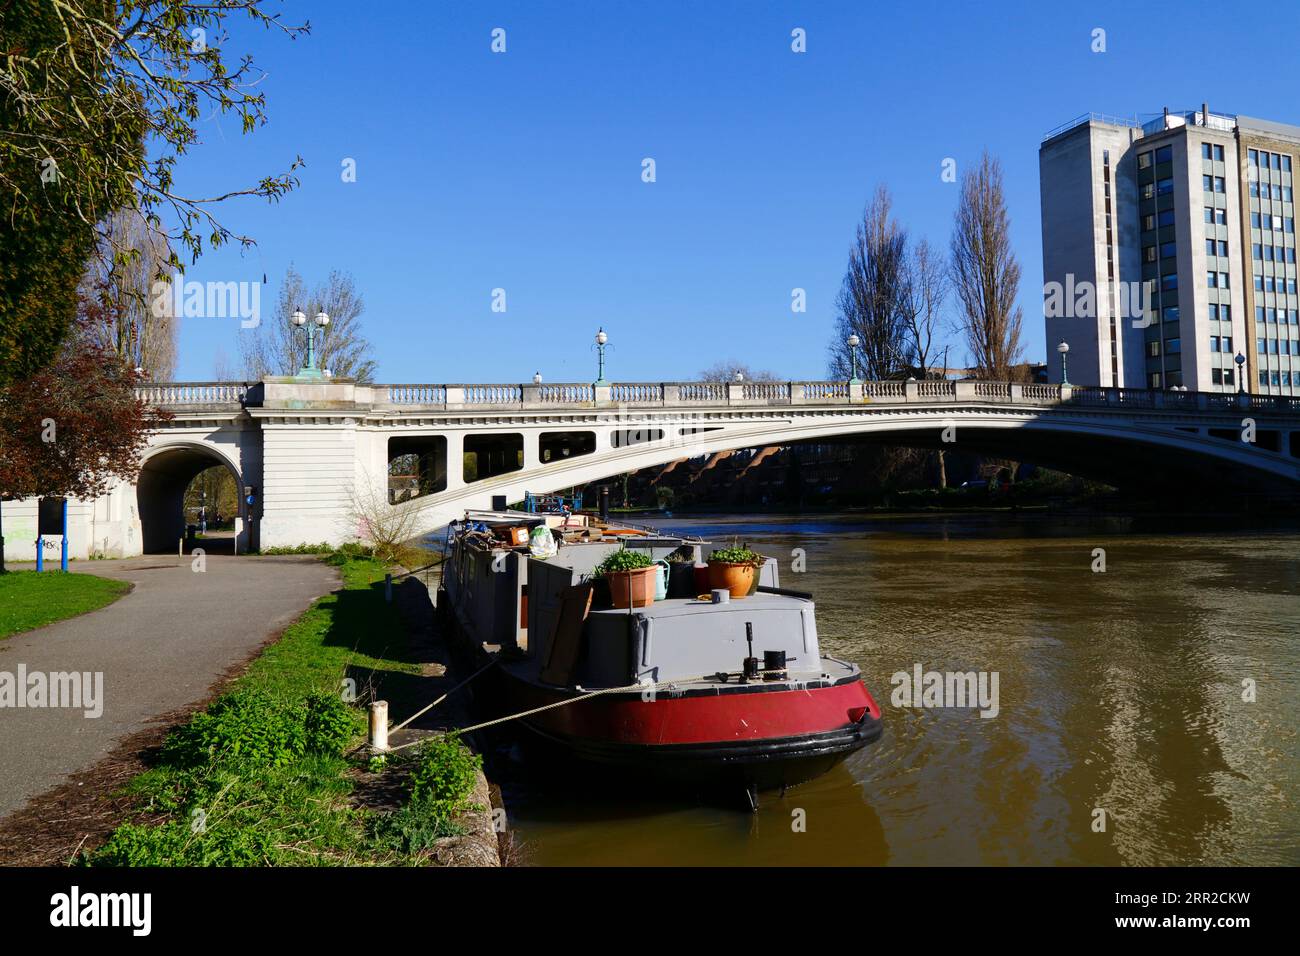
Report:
168,0,1300,382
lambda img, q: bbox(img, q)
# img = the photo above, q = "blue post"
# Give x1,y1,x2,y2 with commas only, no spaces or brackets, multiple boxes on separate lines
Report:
36,536,43,572
60,498,68,572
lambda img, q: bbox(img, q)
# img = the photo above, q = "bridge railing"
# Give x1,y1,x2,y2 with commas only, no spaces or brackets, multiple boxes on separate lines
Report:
134,382,252,406
136,379,1300,416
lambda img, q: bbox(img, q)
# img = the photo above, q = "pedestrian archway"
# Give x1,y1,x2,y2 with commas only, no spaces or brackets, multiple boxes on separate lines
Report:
137,443,249,554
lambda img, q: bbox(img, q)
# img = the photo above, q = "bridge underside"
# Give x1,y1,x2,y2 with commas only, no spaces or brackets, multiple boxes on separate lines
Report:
861,426,1300,497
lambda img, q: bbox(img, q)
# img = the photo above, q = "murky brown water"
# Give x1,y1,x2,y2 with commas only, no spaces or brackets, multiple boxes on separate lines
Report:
499,513,1300,866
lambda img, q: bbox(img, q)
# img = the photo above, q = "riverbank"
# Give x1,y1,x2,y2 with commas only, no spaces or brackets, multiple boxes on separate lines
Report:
0,551,501,867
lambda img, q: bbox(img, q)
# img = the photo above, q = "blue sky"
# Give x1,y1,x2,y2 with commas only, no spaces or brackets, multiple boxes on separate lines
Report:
168,0,1300,382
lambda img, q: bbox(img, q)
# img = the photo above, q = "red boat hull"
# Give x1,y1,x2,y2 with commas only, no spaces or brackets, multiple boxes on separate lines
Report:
500,667,883,791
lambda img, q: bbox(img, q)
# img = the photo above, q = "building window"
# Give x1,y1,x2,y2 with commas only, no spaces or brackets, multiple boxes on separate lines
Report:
1210,336,1220,352
1150,372,1162,388
1149,341,1160,357
1254,244,1263,260
1249,148,1259,166
1166,337,1181,354
1209,304,1219,321
1224,368,1234,386
1159,177,1175,195
1163,306,1180,323
1158,209,1175,227
1138,151,1152,169
1214,176,1225,193
1220,272,1230,288
1251,212,1262,228
1214,144,1225,161
1207,272,1218,287
1224,336,1233,352
1161,241,1177,258
1211,368,1223,385
1144,245,1157,263
1202,143,1212,160
1284,155,1293,172
1222,305,1231,322
1145,213,1157,231
1203,174,1213,191
1162,274,1178,291
1155,145,1173,164
1142,182,1155,200
1215,208,1227,225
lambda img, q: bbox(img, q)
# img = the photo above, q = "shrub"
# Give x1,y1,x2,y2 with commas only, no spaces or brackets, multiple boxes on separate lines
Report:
408,734,481,808
594,548,653,577
367,796,466,853
304,691,361,757
84,819,276,867
161,690,303,769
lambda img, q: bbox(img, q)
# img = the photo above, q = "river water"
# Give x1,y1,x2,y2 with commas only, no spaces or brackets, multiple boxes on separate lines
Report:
498,513,1300,866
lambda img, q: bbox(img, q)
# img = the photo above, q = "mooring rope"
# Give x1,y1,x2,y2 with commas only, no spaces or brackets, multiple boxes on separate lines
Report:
381,668,785,753
385,656,500,736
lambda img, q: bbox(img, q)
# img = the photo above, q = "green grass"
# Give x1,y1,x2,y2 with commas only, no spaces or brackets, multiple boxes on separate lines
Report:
80,553,480,867
0,571,131,640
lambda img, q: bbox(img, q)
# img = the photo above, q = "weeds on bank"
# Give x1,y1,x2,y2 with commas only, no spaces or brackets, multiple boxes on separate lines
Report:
79,550,482,867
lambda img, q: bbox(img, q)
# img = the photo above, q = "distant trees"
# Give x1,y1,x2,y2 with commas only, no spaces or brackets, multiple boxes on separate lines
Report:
697,361,782,382
78,209,178,381
238,267,377,382
949,152,1024,379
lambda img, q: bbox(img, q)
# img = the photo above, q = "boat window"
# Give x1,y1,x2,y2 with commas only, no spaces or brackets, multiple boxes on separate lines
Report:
610,428,666,448
539,431,596,463
387,435,447,503
464,433,524,482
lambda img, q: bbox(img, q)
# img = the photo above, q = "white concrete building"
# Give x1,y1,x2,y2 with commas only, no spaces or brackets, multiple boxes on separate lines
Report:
1041,107,1300,396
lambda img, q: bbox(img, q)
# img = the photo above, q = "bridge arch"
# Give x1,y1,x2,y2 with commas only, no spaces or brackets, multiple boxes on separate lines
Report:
137,441,249,554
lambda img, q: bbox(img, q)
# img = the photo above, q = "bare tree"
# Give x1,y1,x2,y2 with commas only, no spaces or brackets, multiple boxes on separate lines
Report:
239,266,377,381
828,186,912,381
697,361,782,382
902,238,950,379
950,152,1024,380
346,474,429,567
78,208,178,380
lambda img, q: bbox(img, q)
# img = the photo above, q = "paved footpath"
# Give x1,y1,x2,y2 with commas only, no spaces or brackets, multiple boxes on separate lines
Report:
0,555,339,820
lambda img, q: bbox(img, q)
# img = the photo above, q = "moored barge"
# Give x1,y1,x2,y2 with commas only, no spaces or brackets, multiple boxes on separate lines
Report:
438,509,882,805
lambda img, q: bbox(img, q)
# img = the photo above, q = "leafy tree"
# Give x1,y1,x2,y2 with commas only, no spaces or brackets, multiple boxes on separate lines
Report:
0,0,308,383
0,331,166,501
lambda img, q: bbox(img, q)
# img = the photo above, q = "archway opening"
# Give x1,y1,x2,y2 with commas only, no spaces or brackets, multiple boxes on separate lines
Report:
137,446,246,554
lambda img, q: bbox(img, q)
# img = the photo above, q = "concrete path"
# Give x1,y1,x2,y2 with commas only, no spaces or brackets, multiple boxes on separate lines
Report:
0,555,339,820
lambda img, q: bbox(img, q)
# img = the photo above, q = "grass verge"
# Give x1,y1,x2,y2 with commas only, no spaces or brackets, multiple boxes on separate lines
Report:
79,550,483,866
0,571,131,640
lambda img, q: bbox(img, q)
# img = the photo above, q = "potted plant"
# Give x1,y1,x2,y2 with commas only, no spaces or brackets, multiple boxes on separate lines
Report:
707,546,764,599
594,548,657,608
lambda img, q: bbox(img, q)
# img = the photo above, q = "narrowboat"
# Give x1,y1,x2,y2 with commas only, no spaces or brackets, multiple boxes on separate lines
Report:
437,509,882,806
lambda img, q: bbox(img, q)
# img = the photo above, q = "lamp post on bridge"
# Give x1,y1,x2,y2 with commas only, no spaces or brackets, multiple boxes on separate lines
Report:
846,333,862,384
593,328,610,385
1235,352,1246,394
291,307,330,380
1057,340,1070,386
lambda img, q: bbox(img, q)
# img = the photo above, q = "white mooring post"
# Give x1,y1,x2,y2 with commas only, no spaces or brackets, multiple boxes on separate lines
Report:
369,700,389,751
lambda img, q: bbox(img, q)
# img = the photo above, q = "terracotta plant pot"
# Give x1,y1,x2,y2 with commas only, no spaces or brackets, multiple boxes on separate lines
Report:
707,561,756,599
607,566,657,609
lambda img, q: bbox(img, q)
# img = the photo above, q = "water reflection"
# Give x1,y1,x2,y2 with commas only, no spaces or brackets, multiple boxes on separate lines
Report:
501,514,1300,866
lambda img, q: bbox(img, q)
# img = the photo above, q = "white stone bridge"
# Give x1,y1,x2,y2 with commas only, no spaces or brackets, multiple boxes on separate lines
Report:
5,376,1300,560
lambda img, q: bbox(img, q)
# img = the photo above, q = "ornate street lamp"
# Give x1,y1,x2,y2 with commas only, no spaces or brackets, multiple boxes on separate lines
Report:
1235,352,1246,394
1057,340,1070,386
846,333,862,384
593,327,609,385
733,370,745,383
291,307,330,379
